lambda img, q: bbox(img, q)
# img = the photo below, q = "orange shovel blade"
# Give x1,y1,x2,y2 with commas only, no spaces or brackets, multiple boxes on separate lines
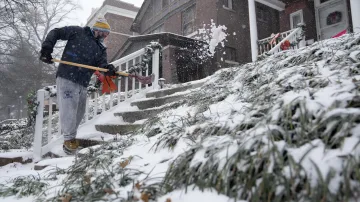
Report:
94,71,117,94
101,76,117,94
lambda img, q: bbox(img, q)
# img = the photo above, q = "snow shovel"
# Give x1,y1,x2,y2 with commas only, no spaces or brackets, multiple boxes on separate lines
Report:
52,59,155,93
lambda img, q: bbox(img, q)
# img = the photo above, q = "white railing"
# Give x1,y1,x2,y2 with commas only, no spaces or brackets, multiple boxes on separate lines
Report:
33,48,161,162
258,24,305,56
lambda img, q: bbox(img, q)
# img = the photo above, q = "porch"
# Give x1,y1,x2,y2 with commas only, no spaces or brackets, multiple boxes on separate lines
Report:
249,0,360,60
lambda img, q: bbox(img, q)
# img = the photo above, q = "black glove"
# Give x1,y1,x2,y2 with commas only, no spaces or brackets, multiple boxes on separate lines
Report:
104,64,117,76
39,49,53,64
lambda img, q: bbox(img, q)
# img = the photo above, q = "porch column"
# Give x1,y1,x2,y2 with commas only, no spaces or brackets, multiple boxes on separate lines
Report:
350,0,360,33
248,0,258,62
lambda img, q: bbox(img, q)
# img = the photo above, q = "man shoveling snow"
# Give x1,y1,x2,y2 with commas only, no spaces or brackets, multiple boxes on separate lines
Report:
39,18,117,154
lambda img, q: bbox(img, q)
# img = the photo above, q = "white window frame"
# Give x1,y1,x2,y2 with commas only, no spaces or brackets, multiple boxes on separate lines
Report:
290,10,304,29
223,0,233,10
182,5,196,36
315,0,333,7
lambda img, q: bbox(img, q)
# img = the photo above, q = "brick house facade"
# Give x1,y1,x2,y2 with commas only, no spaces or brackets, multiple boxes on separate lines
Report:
86,0,139,62
279,0,354,45
108,0,358,85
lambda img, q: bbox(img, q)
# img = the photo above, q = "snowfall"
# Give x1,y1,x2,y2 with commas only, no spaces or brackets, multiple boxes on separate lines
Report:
1,32,360,202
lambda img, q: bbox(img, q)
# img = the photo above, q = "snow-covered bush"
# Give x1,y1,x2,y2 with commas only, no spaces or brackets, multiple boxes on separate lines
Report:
0,119,32,150
158,33,360,201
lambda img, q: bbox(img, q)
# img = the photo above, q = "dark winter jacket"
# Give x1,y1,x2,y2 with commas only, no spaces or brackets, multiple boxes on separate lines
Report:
42,26,108,87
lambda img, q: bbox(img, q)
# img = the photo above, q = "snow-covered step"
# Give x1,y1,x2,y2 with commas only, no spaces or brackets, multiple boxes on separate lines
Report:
0,151,33,167
130,93,186,110
114,107,164,123
47,139,102,158
34,156,75,170
145,79,206,98
95,123,142,135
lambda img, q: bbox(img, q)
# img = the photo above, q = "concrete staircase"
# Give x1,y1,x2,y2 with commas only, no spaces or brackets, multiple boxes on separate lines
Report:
95,80,205,134
0,80,205,170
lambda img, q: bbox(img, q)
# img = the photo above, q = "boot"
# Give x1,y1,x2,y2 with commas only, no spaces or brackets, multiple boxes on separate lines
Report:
63,139,79,155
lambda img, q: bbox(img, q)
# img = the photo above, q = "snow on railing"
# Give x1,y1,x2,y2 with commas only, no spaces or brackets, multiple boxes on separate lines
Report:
258,24,305,56
33,48,161,162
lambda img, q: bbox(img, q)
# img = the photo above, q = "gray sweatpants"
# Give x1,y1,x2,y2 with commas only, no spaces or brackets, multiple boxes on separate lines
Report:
56,77,87,141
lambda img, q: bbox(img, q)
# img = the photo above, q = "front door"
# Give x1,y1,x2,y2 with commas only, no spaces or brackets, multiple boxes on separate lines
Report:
315,0,348,40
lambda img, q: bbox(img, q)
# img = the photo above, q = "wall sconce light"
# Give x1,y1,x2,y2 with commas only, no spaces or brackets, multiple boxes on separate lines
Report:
158,78,166,89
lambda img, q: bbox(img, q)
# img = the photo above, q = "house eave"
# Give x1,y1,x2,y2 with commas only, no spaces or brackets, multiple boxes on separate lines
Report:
255,0,285,11
130,0,151,33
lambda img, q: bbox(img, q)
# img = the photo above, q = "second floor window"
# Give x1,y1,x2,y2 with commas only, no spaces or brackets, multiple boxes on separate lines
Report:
257,5,269,23
224,0,233,10
182,5,196,36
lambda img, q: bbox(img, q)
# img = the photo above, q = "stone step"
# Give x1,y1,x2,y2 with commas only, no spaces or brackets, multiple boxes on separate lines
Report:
131,94,185,110
35,139,103,170
0,151,33,167
114,107,165,123
46,139,102,158
95,124,142,135
34,156,74,171
146,80,206,98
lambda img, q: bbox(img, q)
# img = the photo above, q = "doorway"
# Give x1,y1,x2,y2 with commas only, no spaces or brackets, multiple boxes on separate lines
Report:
315,0,348,40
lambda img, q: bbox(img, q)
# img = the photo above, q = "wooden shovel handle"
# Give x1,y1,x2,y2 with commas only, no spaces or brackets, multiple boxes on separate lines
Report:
52,58,129,77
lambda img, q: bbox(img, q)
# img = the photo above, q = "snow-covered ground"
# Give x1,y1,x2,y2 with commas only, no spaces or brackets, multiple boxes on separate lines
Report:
1,33,360,201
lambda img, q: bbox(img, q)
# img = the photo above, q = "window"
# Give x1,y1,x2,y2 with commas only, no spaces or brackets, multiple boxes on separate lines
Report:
326,11,342,25
225,47,236,61
320,0,330,3
290,10,304,29
182,5,196,36
257,6,269,22
224,0,233,10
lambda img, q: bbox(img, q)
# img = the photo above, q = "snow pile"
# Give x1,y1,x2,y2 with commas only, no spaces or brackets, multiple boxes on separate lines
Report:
195,20,228,58
1,33,360,201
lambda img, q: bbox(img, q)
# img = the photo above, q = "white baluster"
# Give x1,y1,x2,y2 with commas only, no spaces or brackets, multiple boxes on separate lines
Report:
138,56,142,91
125,62,129,100
102,93,106,112
85,96,89,121
58,111,61,136
110,92,113,109
118,76,122,103
47,96,53,144
146,63,149,89
33,89,45,162
132,77,135,97
94,92,98,118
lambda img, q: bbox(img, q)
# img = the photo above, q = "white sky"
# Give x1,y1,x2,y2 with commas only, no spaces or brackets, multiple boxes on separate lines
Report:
70,0,144,26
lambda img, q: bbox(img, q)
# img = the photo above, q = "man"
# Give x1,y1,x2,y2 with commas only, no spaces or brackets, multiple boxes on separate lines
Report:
39,18,116,154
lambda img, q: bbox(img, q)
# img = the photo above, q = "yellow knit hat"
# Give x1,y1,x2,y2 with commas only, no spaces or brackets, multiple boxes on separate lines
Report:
92,18,110,32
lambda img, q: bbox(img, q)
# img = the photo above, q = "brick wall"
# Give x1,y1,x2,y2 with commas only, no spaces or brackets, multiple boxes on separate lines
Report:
104,13,136,62
162,46,176,83
163,12,182,35
216,0,252,64
280,0,317,42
